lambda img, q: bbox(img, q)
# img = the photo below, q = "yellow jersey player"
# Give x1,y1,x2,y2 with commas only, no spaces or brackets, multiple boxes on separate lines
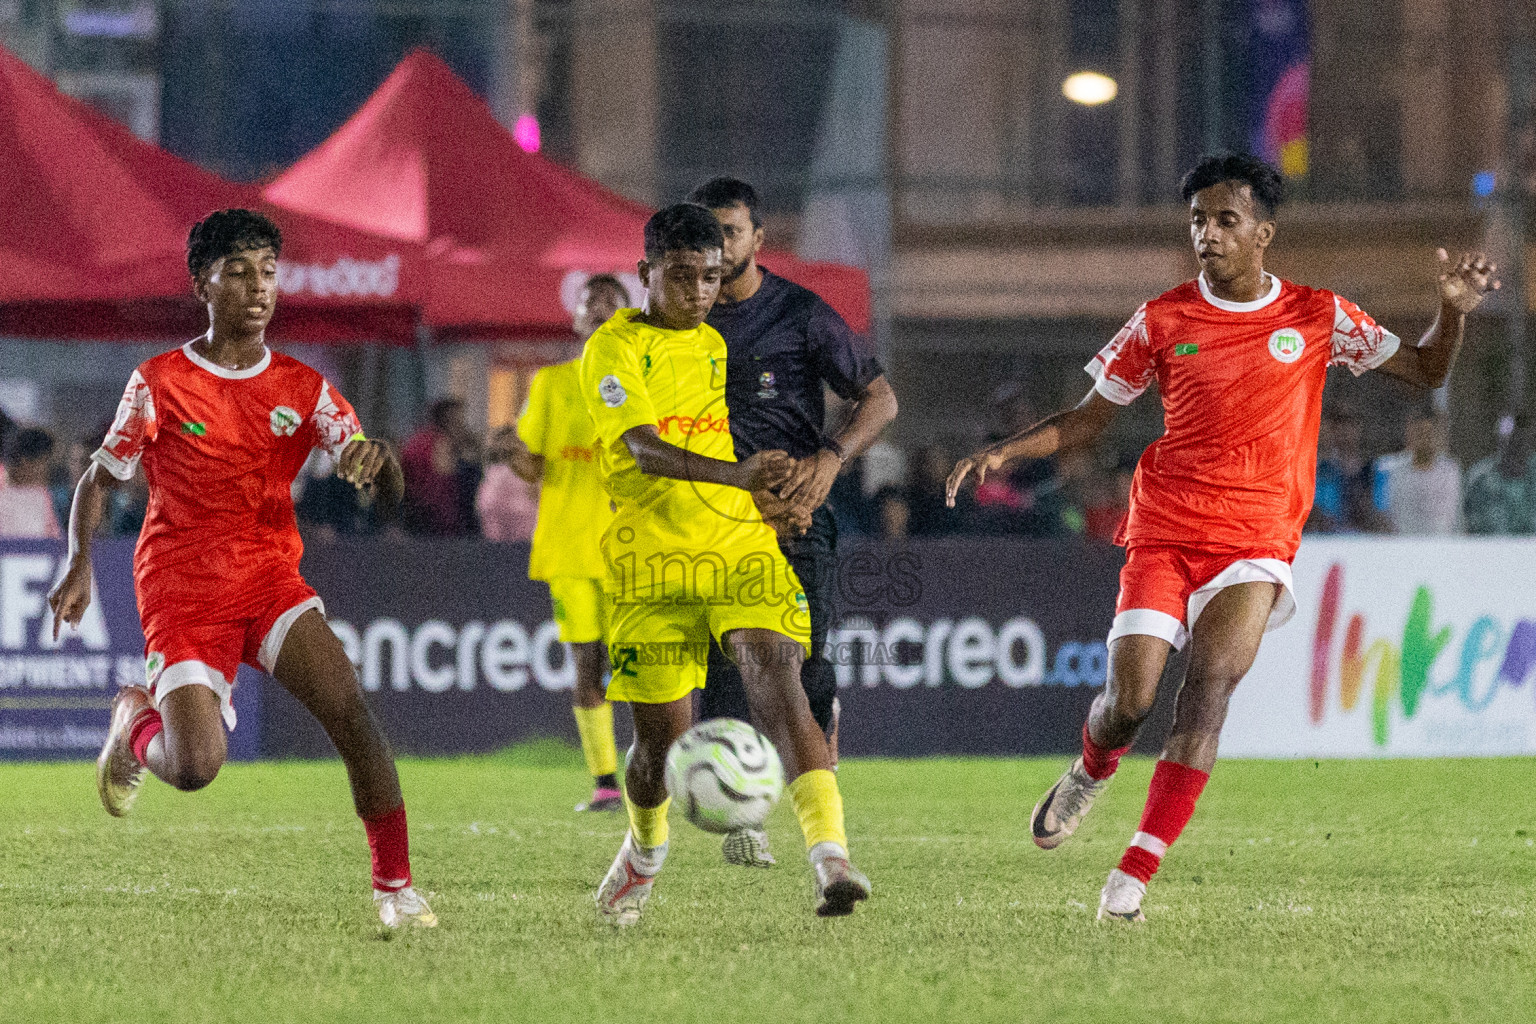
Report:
584,204,871,923
495,274,631,812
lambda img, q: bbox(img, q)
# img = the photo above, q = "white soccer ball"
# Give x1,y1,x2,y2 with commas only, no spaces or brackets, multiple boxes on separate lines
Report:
664,719,784,834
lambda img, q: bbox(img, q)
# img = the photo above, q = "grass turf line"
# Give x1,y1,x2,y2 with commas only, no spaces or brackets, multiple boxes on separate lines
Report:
2,751,1533,1023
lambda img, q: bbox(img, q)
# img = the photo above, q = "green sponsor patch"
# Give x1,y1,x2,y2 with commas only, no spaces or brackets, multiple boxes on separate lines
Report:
180,421,207,436
1174,343,1199,356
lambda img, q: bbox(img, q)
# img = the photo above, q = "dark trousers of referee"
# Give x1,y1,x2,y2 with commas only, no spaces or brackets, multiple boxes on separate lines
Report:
701,504,838,733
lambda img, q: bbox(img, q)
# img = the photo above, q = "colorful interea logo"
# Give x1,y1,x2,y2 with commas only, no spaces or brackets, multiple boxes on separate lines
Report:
1309,562,1536,745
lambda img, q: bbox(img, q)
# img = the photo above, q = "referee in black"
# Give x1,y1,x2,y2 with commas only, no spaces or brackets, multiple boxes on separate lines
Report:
688,177,898,867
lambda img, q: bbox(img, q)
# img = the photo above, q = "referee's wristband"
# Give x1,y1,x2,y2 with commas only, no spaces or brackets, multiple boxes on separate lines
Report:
821,437,846,461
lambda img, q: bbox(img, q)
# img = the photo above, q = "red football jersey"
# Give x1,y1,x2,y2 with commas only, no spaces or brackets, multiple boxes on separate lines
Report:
1087,274,1400,556
93,341,361,608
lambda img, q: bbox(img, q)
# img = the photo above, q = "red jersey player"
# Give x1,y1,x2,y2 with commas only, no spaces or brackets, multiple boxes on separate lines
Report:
47,209,437,929
946,154,1499,923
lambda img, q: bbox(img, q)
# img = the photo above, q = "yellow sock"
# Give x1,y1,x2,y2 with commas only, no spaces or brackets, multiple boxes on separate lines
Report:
788,769,847,851
626,795,671,849
572,702,618,778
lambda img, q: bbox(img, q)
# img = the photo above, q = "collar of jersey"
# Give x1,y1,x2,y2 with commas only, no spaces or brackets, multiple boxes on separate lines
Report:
181,339,272,380
1197,271,1282,313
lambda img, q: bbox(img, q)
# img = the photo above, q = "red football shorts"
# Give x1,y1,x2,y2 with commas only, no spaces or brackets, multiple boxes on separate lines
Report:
1109,543,1296,650
140,574,323,731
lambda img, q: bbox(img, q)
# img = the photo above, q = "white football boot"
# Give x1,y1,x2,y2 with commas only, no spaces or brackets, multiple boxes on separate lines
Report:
596,833,666,926
1030,757,1110,850
96,686,153,818
722,828,776,867
1096,868,1147,923
809,842,871,917
375,886,438,928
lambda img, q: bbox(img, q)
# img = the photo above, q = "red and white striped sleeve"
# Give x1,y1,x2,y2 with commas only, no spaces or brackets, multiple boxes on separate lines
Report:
1086,304,1156,405
91,369,157,481
311,379,363,460
1328,294,1401,376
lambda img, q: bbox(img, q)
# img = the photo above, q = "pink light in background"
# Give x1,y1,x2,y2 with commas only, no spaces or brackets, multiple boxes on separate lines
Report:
514,115,541,153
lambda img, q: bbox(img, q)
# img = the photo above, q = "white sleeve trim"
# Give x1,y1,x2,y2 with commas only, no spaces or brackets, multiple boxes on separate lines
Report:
1085,358,1144,406
1332,295,1402,377
90,447,137,482
1352,330,1401,375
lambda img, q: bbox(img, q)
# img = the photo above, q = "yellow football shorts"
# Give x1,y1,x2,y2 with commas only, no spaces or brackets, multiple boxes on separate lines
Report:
547,576,608,644
604,549,812,705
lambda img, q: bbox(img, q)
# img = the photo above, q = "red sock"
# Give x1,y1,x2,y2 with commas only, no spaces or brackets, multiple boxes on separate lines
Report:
363,803,413,892
1117,760,1210,883
1080,721,1131,781
128,709,163,766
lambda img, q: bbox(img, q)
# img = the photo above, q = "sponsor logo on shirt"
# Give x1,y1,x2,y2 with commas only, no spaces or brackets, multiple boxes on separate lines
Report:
557,445,596,462
1268,327,1306,363
145,651,164,687
657,413,729,437
599,375,627,408
269,406,301,437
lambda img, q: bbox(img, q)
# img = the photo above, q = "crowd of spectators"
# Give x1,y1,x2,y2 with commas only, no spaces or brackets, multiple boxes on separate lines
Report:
3,394,1534,544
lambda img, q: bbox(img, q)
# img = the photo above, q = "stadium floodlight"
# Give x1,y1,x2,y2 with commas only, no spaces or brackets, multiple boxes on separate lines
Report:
1062,71,1118,106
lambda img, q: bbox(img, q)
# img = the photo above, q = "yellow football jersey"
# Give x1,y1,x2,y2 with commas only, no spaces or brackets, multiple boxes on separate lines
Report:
579,309,779,561
517,358,613,581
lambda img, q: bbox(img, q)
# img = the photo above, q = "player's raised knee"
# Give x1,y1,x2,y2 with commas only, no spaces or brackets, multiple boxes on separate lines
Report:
167,755,222,792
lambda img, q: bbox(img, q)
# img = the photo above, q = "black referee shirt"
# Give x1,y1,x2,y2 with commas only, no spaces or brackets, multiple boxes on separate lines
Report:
706,269,883,460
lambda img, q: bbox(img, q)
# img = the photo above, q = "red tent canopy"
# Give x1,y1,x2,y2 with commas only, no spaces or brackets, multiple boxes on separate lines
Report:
0,46,423,343
264,50,872,337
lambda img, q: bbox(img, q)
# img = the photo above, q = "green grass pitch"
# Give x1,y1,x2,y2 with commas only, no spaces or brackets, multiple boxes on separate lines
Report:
2,747,1533,1023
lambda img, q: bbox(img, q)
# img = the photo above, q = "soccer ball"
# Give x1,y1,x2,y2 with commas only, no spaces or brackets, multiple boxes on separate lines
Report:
664,719,784,834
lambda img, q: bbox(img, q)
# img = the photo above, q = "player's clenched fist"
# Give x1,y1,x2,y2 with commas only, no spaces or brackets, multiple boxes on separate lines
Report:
337,437,403,507
739,449,795,492
945,449,1006,508
1435,248,1500,314
47,557,94,640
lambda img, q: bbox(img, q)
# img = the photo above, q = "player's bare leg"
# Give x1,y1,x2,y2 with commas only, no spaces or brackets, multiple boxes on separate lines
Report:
727,627,869,917
1033,634,1170,849
272,608,434,928
596,696,690,926
96,682,226,815
1100,581,1277,923
571,640,622,812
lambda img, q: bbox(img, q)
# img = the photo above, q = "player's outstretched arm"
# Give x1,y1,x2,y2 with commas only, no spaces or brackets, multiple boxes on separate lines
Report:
620,424,793,492
47,461,119,639
945,388,1119,507
1377,249,1500,390
779,375,899,517
337,437,404,516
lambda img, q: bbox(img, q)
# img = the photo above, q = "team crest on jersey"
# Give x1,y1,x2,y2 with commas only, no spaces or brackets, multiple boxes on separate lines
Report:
1267,328,1306,364
599,374,627,408
757,370,778,399
269,405,301,437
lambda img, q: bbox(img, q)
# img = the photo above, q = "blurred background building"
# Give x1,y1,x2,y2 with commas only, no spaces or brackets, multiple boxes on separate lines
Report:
2,0,1534,540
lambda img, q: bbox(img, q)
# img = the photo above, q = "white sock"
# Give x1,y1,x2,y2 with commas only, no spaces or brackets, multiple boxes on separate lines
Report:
628,836,669,875
807,841,848,865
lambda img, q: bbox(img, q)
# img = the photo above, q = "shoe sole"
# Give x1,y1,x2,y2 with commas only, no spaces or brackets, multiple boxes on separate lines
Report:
816,879,870,917
1096,907,1146,923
